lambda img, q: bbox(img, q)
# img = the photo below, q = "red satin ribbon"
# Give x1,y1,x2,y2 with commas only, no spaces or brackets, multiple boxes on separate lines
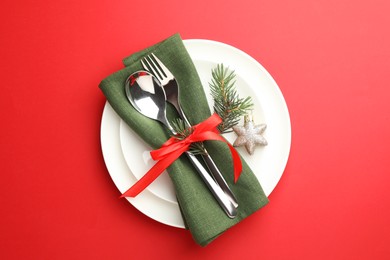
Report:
121,113,242,198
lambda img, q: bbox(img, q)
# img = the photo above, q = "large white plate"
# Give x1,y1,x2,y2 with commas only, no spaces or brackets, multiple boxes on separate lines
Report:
100,39,291,228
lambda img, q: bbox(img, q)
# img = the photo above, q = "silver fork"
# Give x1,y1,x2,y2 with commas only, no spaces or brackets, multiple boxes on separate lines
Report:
141,53,238,208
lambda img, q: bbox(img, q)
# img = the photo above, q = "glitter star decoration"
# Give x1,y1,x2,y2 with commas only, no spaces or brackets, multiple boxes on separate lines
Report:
232,114,268,155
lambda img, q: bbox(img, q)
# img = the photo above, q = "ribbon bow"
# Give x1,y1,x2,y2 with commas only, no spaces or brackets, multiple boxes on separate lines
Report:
121,113,242,198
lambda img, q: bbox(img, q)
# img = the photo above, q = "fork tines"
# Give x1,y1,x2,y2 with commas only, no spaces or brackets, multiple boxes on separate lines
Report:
141,53,173,84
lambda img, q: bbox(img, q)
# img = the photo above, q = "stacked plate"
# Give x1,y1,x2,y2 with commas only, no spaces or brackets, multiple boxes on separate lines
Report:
100,39,291,228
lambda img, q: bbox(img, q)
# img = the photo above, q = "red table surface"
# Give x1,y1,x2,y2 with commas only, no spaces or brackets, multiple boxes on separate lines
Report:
1,0,389,259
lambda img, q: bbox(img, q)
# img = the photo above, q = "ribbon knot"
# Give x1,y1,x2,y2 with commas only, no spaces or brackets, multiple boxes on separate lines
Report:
121,113,242,198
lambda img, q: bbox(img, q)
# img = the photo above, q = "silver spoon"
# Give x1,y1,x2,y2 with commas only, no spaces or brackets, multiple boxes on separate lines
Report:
125,71,237,218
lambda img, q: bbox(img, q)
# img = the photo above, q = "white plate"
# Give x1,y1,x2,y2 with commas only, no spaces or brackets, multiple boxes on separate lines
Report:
100,39,291,228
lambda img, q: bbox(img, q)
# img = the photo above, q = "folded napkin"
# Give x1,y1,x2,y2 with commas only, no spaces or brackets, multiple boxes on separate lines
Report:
99,33,269,246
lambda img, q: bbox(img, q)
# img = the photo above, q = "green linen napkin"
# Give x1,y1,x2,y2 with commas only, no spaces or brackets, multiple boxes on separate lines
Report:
99,33,269,246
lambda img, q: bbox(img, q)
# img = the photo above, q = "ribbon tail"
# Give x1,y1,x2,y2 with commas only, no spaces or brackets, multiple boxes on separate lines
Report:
227,143,242,183
120,145,189,198
120,157,173,198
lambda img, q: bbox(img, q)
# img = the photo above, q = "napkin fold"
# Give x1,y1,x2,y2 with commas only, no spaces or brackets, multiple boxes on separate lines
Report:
99,33,269,246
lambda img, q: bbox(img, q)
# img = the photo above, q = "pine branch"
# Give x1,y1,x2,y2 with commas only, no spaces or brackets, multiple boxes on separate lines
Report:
209,64,253,133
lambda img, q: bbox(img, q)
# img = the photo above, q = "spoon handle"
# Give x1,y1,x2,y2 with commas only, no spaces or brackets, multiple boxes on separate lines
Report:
185,152,237,218
201,152,238,207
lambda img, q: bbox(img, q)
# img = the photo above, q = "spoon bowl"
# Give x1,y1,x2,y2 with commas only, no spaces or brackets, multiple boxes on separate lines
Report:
125,71,172,130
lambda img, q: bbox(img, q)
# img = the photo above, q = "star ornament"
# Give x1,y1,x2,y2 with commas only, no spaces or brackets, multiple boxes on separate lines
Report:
232,115,268,155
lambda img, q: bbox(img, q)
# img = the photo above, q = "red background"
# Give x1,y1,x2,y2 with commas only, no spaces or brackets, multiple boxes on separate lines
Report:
1,0,389,259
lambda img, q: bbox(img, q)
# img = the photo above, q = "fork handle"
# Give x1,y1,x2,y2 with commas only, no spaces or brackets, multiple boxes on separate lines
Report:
186,152,237,218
